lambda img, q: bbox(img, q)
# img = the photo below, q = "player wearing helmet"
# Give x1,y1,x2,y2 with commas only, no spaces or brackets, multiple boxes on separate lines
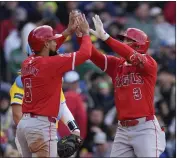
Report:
10,44,81,156
16,12,91,157
116,28,150,54
76,14,166,157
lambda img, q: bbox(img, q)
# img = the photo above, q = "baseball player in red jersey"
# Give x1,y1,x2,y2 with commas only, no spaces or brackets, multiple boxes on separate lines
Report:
77,14,166,157
16,12,91,157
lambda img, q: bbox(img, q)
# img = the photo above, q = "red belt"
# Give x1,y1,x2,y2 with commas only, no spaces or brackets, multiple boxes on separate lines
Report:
120,115,154,127
28,113,56,123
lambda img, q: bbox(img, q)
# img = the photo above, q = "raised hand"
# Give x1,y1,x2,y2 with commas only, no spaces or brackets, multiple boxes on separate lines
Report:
76,14,89,36
68,10,81,33
90,14,110,41
62,10,81,37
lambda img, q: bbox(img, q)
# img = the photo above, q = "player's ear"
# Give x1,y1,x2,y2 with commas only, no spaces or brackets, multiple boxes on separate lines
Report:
44,41,49,48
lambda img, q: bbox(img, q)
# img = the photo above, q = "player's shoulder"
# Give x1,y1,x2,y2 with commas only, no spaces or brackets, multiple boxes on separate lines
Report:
9,76,23,96
144,54,157,66
35,56,54,66
15,75,23,89
23,55,43,64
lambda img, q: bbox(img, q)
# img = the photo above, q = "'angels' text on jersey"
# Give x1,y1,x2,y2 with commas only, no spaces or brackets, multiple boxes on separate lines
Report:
115,73,144,88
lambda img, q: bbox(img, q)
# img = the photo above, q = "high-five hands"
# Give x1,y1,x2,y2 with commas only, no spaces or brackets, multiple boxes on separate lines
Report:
67,10,80,34
62,10,80,37
90,14,110,41
76,13,89,36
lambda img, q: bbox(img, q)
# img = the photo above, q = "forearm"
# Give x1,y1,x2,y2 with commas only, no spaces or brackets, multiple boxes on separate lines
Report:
58,102,80,133
91,46,108,71
77,36,106,71
74,35,92,66
13,113,22,126
105,37,134,60
12,104,22,126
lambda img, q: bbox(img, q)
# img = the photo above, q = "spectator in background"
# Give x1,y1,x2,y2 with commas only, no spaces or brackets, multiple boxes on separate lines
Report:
41,2,66,35
163,1,176,25
80,2,116,17
0,2,19,81
90,80,115,115
3,7,27,83
66,1,78,13
153,12,175,46
157,71,176,118
82,107,111,153
20,2,43,54
0,131,8,157
153,41,176,75
166,116,176,157
0,91,15,144
126,2,159,49
0,2,19,20
63,71,94,108
88,72,115,114
0,2,19,47
4,7,27,62
56,2,78,27
88,72,105,94
92,132,112,157
99,21,124,54
0,82,11,94
107,22,124,39
21,1,65,54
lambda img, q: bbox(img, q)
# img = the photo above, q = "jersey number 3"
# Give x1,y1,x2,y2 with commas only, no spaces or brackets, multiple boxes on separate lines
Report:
24,78,32,103
133,88,142,100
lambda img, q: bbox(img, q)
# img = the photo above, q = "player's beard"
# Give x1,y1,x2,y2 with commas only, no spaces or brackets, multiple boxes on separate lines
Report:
49,51,58,56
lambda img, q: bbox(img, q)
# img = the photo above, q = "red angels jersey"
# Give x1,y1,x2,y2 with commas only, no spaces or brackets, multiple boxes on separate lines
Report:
90,46,157,120
107,56,157,120
21,35,91,117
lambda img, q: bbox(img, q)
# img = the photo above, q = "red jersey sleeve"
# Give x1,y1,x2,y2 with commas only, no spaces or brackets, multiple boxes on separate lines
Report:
43,35,92,76
105,37,157,75
105,37,133,60
133,54,158,75
77,37,121,77
91,45,121,77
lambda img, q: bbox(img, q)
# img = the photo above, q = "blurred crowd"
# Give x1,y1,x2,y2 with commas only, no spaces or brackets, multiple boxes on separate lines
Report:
0,1,176,157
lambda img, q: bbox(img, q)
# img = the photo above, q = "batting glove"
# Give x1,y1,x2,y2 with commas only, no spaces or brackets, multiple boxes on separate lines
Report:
90,15,110,41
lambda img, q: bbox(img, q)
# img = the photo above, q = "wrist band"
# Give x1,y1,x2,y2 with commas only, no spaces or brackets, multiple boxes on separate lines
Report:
67,120,79,132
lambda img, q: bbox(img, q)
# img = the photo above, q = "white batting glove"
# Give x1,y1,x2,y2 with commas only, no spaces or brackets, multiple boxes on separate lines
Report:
90,14,110,41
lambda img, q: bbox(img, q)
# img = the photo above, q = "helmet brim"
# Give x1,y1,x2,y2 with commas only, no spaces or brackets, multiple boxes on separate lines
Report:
117,34,136,42
48,34,62,40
